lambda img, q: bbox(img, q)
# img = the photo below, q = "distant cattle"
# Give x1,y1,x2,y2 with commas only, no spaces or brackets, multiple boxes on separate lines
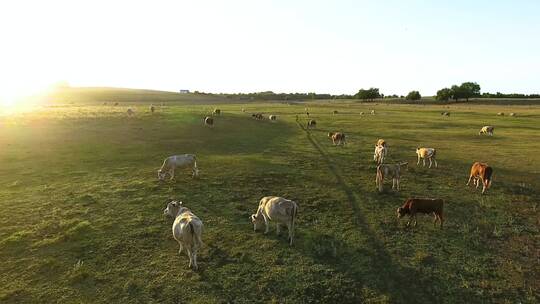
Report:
441,112,450,117
306,111,310,117
163,200,203,270
332,110,338,115
269,115,277,121
371,110,375,115
150,105,155,113
376,162,408,192
397,198,444,228
467,162,493,194
242,108,246,113
497,112,504,116
359,112,364,115
213,109,221,115
416,147,437,168
252,113,263,120
307,119,316,129
328,132,346,146
114,102,119,106
127,108,134,116
251,196,298,245
158,154,199,181
204,116,214,127
509,112,516,117
479,126,494,136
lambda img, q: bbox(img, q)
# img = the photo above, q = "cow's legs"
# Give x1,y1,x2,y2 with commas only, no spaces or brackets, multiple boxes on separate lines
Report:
177,242,183,254
413,215,418,227
466,175,473,186
186,248,193,269
191,247,198,270
263,215,269,234
433,158,438,168
396,178,400,191
287,223,294,245
428,158,433,168
417,156,421,166
423,158,426,167
169,169,175,181
476,178,481,189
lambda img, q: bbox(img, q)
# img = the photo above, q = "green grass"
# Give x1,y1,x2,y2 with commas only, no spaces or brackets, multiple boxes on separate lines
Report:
1,95,539,303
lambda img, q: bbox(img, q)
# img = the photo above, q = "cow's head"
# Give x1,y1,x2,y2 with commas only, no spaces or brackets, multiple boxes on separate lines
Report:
250,213,263,231
157,169,167,181
396,207,407,219
163,200,182,217
328,132,334,138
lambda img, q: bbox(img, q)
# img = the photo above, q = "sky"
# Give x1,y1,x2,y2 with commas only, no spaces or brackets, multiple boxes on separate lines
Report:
1,0,539,103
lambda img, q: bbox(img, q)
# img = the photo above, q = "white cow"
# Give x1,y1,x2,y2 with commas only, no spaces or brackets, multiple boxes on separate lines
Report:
376,162,408,192
163,201,203,270
269,115,277,121
158,154,199,181
373,145,387,164
416,148,438,168
479,126,494,136
251,196,298,246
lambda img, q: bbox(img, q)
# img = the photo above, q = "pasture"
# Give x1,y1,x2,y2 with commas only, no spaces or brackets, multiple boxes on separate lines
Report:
0,95,539,303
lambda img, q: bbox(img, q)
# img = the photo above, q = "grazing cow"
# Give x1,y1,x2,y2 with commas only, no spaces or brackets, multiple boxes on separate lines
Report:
307,119,317,129
150,105,155,113
213,109,221,115
359,112,364,115
204,116,214,127
441,112,450,117
371,110,375,115
252,113,263,120
269,115,277,121
397,198,444,228
242,108,246,113
251,196,298,245
416,147,438,168
114,102,119,106
127,108,134,116
509,112,516,117
466,162,493,194
328,132,346,146
333,110,338,115
373,145,387,164
375,162,408,192
306,111,310,117
158,154,199,181
479,126,494,136
497,112,504,116
163,200,203,270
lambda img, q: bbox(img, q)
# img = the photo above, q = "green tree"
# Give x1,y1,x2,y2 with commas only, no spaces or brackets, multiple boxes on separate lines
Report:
355,88,381,101
405,90,421,101
459,82,481,101
436,88,452,101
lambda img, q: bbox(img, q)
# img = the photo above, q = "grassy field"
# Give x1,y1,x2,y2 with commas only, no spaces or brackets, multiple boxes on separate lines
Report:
1,93,539,303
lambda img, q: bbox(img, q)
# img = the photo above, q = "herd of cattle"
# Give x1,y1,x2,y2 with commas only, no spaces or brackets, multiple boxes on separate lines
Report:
151,107,500,270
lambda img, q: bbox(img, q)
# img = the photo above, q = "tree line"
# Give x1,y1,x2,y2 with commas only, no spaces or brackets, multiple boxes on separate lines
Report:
193,83,538,102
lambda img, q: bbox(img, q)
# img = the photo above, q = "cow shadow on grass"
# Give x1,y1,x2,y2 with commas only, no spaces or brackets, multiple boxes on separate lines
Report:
294,121,482,303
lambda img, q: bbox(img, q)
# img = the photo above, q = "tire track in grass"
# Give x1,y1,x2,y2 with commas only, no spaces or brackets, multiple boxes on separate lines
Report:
295,118,437,303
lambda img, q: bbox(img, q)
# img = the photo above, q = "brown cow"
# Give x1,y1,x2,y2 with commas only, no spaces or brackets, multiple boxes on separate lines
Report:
466,162,493,194
328,132,346,146
397,198,444,228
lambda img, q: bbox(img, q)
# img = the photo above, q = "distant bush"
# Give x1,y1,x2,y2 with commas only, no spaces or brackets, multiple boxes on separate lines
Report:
405,90,421,101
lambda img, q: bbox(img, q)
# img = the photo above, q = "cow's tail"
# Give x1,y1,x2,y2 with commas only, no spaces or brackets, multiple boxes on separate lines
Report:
189,221,203,249
484,166,493,189
290,203,297,245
